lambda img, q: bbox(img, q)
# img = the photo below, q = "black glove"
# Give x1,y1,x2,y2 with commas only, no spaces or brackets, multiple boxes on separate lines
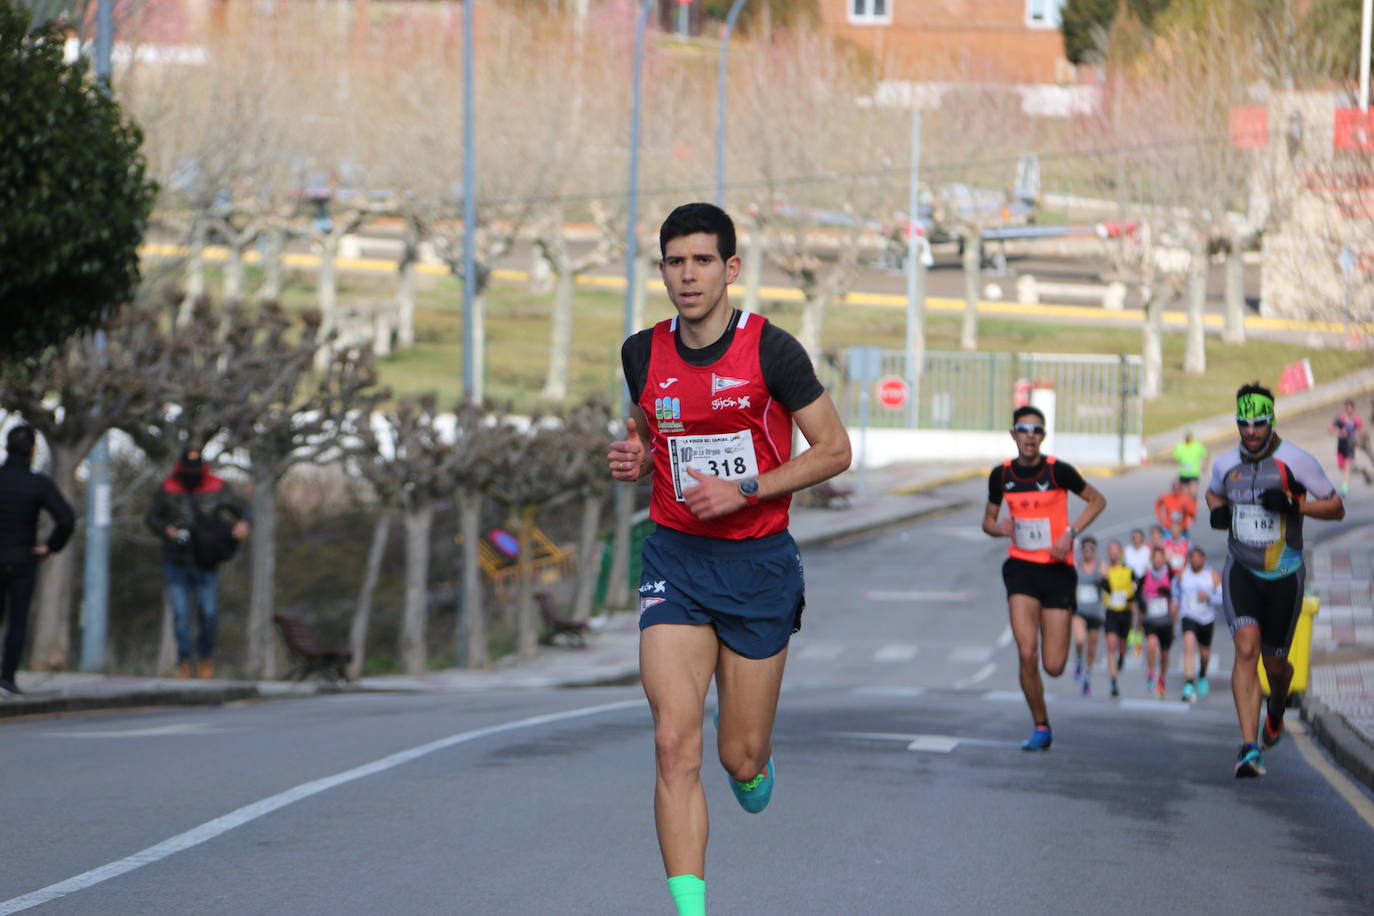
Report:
1209,505,1231,531
1259,488,1300,514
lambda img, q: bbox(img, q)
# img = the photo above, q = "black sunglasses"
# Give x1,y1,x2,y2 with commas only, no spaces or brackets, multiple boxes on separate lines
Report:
1013,424,1046,435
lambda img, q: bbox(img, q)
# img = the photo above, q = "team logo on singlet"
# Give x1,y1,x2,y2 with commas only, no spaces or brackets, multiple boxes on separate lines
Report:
712,395,752,411
711,373,749,394
640,596,666,615
655,396,685,433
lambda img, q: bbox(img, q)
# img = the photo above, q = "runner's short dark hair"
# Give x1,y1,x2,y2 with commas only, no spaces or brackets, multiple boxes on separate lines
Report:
1236,381,1274,403
6,425,35,457
1080,536,1097,548
1013,405,1045,424
659,203,737,261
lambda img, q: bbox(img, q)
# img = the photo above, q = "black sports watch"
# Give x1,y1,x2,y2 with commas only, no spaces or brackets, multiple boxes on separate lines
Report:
738,477,760,506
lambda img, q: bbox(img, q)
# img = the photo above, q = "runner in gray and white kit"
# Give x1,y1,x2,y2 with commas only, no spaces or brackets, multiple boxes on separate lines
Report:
1175,546,1221,703
1070,537,1105,696
1205,382,1345,778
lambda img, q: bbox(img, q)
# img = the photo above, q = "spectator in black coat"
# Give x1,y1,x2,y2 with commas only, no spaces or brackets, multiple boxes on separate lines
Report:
144,448,250,679
0,426,75,696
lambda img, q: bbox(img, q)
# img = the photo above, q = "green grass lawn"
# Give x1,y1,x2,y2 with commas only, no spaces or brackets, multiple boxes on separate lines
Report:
157,264,1368,437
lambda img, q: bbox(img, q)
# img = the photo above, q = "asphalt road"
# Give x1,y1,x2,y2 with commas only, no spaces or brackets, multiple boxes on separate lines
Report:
4,415,1372,915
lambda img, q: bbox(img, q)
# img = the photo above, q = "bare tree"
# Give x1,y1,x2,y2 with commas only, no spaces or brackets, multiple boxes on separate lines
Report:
348,394,450,675
535,203,624,402
561,396,615,622
733,28,899,354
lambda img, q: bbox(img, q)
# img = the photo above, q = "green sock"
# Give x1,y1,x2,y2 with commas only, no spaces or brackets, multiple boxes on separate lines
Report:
667,874,706,916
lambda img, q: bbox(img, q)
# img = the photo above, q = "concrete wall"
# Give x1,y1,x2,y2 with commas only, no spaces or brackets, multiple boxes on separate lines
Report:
847,428,1143,470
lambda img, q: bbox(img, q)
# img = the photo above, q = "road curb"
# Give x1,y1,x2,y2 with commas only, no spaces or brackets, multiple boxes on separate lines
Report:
1300,695,1374,795
891,467,986,495
0,685,266,720
792,499,968,548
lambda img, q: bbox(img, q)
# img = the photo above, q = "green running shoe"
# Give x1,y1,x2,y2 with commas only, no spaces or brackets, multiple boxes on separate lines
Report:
730,758,774,814
1235,743,1266,778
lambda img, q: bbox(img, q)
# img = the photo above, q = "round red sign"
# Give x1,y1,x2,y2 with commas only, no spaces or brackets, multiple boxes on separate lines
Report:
876,375,909,409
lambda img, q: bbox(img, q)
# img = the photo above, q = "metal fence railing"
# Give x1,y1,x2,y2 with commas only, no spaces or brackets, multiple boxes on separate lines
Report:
819,349,1144,440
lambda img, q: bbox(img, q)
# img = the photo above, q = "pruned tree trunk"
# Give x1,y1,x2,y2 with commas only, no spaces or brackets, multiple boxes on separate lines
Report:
458,495,488,669
571,491,603,621
319,235,340,333
960,231,981,352
630,250,655,332
515,504,539,660
246,477,279,680
157,595,176,675
606,482,634,609
1184,242,1207,374
29,449,82,670
742,225,764,314
1143,287,1168,400
180,218,209,326
541,268,577,402
397,230,419,349
348,509,391,678
1224,239,1246,344
224,244,246,303
797,292,827,356
259,225,285,302
399,501,434,674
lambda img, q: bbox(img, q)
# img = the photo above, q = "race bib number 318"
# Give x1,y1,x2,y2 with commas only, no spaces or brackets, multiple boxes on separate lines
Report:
668,432,759,502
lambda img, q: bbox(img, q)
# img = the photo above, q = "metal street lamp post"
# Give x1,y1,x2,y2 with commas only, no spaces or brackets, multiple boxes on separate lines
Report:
462,0,478,401
715,0,748,207
606,0,658,611
80,0,115,673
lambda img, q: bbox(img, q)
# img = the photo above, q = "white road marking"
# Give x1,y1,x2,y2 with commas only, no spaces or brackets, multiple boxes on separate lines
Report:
873,644,919,662
862,590,976,602
43,723,226,739
851,686,926,698
831,731,1018,753
952,663,997,689
1115,699,1191,714
985,690,1051,704
950,646,994,664
796,643,844,661
0,699,645,916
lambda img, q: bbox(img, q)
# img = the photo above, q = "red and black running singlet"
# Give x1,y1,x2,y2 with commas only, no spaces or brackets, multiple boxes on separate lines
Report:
993,456,1078,565
639,312,792,539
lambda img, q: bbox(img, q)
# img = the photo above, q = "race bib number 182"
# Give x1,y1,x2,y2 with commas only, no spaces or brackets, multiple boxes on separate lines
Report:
1233,504,1281,546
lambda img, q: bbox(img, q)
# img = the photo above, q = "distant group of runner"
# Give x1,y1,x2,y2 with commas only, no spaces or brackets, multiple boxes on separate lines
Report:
606,203,1350,915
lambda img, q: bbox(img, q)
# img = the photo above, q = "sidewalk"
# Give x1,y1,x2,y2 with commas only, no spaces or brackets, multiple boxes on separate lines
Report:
0,459,979,718
1303,523,1374,792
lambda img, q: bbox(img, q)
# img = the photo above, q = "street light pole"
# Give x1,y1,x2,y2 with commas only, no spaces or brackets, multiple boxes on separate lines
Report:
80,0,115,673
461,0,478,401
1361,0,1372,112
606,0,658,611
715,0,748,207
904,107,925,429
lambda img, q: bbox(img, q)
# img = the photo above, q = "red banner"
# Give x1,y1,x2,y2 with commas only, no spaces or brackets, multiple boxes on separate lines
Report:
1335,109,1374,151
1229,106,1268,148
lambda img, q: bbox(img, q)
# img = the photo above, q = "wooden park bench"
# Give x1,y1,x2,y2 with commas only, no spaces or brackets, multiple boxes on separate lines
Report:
805,480,853,509
273,613,353,683
536,591,588,649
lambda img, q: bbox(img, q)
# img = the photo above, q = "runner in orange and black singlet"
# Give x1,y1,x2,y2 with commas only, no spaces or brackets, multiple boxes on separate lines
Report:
983,405,1107,751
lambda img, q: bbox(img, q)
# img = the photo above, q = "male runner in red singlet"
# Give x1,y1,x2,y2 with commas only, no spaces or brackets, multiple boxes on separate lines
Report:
607,203,851,915
983,406,1107,750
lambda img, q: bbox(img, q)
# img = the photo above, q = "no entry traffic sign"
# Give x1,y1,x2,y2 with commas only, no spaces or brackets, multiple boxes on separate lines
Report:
876,375,909,410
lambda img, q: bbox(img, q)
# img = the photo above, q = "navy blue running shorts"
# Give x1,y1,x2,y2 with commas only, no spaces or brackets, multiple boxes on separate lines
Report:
638,525,804,660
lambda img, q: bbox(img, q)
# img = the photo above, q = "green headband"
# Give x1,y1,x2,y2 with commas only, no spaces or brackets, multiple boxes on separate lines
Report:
1236,392,1274,420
